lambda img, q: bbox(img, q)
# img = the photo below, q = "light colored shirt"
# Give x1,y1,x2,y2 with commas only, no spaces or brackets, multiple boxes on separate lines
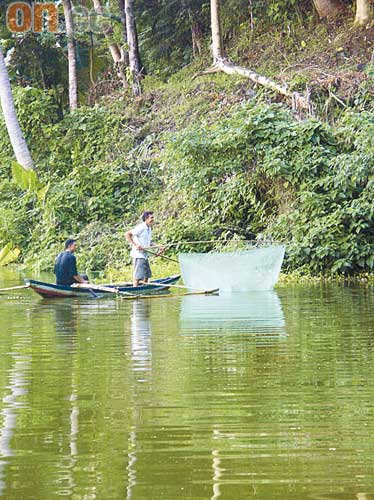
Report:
130,222,152,259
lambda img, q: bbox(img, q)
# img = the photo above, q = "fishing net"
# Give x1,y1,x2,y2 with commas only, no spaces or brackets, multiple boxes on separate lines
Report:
179,245,285,291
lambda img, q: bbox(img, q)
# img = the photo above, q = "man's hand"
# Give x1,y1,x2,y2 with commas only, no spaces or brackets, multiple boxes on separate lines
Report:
136,244,144,251
156,246,166,256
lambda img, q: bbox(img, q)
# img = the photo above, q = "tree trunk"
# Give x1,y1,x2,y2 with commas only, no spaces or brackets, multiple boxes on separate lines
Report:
125,0,142,96
63,0,78,110
118,0,130,66
0,46,35,171
191,22,203,57
355,0,370,25
210,0,224,62
312,0,342,18
92,0,128,86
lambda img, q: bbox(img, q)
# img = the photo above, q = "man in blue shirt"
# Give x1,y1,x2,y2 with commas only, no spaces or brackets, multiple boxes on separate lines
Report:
54,239,88,286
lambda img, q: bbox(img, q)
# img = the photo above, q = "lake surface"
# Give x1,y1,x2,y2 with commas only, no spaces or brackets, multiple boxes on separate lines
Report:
1,269,374,499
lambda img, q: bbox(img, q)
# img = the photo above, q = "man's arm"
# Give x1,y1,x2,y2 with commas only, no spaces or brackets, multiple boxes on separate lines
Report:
73,274,88,284
125,229,143,250
70,255,88,284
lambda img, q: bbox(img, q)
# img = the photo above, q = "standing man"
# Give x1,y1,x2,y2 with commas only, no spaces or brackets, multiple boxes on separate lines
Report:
54,239,89,286
125,211,162,287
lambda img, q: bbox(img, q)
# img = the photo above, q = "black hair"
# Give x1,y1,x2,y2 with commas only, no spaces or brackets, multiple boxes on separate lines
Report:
64,238,76,249
141,211,154,222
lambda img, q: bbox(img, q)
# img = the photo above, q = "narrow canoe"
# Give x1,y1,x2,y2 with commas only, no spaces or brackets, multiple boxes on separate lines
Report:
25,275,181,299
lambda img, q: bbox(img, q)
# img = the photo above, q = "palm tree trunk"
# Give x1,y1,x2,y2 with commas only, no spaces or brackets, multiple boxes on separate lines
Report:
125,0,142,96
0,46,34,171
355,0,370,25
210,0,224,62
63,0,78,110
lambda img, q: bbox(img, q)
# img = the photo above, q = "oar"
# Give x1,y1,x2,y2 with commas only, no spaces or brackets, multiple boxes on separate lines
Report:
144,248,178,263
0,284,30,293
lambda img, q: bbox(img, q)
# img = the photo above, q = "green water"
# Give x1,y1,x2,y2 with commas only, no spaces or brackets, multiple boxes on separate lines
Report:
1,270,374,500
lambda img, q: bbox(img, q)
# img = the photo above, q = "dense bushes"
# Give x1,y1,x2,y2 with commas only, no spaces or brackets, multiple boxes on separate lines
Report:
162,103,374,274
0,87,161,271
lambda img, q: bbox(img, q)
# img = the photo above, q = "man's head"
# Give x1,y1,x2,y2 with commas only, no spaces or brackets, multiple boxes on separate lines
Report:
142,211,154,226
64,238,77,252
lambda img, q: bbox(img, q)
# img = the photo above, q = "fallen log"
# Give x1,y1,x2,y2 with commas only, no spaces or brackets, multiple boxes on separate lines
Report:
193,58,313,113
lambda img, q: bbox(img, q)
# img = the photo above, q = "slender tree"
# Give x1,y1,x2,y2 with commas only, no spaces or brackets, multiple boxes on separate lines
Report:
118,0,130,66
63,0,79,110
355,0,370,25
92,0,127,86
192,0,311,112
210,0,223,62
125,0,143,96
0,45,35,171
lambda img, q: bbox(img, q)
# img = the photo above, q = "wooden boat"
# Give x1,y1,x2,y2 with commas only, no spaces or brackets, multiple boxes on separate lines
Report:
179,245,286,291
25,275,181,299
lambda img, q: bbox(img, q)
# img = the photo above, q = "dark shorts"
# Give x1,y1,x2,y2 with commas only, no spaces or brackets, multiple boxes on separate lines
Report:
134,258,152,280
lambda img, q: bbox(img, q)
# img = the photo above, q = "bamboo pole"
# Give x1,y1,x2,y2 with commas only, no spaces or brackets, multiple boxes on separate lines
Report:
145,248,178,263
0,284,30,292
72,283,136,297
72,283,218,300
144,281,209,293
144,240,223,250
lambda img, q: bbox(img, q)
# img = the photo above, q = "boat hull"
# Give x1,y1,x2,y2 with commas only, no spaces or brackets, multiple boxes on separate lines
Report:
25,275,181,299
179,246,285,291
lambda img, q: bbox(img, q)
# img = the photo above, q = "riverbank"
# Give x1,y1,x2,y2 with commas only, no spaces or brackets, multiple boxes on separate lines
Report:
0,17,373,278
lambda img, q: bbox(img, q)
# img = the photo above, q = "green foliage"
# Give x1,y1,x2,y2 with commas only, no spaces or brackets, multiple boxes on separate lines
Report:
161,102,374,275
0,243,20,266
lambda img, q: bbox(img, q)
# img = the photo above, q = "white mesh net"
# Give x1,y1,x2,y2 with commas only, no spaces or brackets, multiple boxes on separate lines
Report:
179,245,285,291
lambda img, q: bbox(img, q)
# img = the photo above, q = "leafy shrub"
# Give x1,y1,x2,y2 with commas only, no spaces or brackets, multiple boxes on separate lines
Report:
162,102,374,274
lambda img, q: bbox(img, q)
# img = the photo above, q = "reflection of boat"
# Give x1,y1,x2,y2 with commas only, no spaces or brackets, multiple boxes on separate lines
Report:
179,245,285,291
25,275,181,298
180,291,285,335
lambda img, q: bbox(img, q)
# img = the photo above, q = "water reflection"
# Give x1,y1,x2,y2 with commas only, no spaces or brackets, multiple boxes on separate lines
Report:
0,348,30,496
3,269,374,500
180,291,286,338
126,301,154,499
130,301,152,380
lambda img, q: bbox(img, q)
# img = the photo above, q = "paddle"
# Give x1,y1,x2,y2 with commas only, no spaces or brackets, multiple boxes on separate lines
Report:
86,288,99,299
